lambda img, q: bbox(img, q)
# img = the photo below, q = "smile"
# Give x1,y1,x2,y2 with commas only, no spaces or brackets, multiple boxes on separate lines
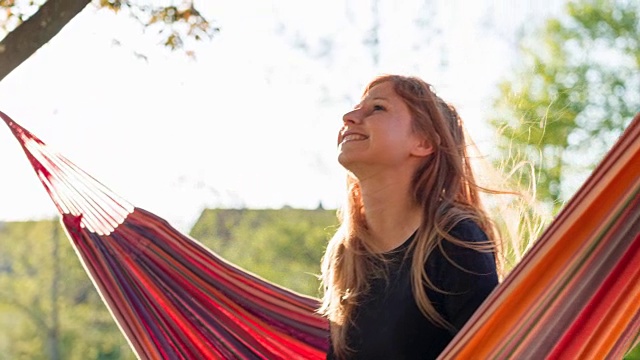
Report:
342,134,368,143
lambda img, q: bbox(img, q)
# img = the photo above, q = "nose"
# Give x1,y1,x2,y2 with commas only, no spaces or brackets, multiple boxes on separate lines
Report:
342,108,361,124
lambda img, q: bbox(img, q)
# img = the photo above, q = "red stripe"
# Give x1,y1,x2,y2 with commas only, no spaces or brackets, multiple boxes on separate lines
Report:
548,232,640,359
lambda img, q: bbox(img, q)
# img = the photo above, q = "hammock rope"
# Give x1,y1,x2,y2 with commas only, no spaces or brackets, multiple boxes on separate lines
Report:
2,110,639,359
1,112,329,360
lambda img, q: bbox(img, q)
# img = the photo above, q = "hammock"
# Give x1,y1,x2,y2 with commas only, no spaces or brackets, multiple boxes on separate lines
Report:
0,112,329,359
1,110,639,359
441,112,640,359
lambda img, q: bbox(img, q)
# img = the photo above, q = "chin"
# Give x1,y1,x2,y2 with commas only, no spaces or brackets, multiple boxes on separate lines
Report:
337,153,349,167
337,152,355,169
337,153,366,175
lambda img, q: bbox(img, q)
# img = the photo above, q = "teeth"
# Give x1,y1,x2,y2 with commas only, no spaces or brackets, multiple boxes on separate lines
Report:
343,134,367,142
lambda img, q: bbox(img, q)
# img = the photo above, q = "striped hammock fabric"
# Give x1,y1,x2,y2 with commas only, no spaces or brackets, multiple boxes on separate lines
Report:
441,113,640,359
1,111,329,359
1,110,639,359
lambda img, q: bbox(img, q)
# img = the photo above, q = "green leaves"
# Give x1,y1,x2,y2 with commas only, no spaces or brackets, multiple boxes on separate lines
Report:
190,208,338,297
491,0,639,212
141,2,219,52
0,220,135,359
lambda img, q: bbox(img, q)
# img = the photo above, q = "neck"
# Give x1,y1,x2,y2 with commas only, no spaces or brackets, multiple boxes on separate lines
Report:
356,166,423,253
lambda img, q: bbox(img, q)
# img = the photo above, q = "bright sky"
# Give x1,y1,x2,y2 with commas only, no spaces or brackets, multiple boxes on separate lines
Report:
0,0,564,231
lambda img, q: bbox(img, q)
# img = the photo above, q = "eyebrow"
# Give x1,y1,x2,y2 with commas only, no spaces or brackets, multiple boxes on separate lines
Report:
354,96,389,109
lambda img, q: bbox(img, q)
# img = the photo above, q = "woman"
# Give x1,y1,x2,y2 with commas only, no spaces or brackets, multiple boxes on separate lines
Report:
321,75,501,359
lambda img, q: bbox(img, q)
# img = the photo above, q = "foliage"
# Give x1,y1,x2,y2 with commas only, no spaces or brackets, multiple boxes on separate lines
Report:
490,0,639,213
190,207,338,297
0,220,135,359
0,208,336,358
96,0,218,52
490,2,640,353
0,0,218,53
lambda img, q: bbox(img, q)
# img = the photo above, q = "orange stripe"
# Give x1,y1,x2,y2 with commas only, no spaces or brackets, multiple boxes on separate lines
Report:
441,113,640,359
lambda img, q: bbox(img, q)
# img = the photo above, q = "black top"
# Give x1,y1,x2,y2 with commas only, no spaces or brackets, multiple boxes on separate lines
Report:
327,220,498,360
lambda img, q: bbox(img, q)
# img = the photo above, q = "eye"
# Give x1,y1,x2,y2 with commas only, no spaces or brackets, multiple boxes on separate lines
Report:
372,104,385,111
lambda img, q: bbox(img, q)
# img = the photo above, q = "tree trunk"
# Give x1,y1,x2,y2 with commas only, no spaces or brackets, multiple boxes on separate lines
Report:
0,0,91,82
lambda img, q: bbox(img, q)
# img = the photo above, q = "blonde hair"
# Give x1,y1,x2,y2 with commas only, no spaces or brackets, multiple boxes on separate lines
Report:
320,75,506,358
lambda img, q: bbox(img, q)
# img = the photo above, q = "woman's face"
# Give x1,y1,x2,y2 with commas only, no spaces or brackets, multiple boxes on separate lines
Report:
337,81,430,174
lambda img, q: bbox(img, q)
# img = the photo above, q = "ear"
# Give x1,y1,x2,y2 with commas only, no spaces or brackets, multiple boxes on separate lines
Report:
410,138,434,157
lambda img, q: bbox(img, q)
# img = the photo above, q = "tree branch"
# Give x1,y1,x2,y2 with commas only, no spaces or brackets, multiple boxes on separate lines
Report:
0,0,91,82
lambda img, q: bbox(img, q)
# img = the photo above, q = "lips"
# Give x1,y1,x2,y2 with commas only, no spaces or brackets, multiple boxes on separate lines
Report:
340,131,368,144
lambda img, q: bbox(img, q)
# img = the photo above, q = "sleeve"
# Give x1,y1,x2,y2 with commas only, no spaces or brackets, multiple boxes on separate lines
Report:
431,220,499,331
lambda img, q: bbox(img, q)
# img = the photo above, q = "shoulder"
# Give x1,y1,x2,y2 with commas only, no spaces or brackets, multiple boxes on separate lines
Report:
428,218,495,274
429,219,499,330
448,219,488,244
